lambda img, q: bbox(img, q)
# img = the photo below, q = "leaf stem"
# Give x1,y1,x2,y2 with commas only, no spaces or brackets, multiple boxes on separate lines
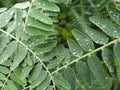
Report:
51,38,120,74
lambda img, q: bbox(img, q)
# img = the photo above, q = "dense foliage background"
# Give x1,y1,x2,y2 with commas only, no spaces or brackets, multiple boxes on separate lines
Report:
0,0,120,90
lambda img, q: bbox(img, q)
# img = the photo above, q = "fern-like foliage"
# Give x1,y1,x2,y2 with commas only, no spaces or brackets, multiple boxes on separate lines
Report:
0,0,120,90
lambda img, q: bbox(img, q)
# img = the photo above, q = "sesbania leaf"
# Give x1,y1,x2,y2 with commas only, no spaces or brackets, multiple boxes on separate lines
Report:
29,8,53,25
67,38,83,57
102,48,115,77
72,29,94,51
0,81,3,87
34,40,57,55
0,41,17,64
89,16,120,38
27,17,53,31
87,55,106,88
85,27,109,44
34,0,60,12
0,8,15,27
36,76,51,90
20,65,33,80
10,68,27,87
107,6,120,26
0,33,9,54
0,73,6,80
7,80,17,90
53,73,71,90
25,26,51,36
31,70,47,88
62,67,77,90
0,66,9,74
14,1,30,9
10,44,27,71
75,61,92,87
0,7,7,13
91,0,105,7
47,56,64,69
113,42,120,64
28,63,42,83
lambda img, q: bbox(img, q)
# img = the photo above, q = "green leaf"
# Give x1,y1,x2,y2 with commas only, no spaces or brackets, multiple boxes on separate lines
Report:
62,67,77,90
0,7,7,13
113,42,120,81
113,43,120,64
0,41,17,64
14,9,23,39
47,56,64,69
25,26,50,36
85,27,109,44
29,8,53,25
105,79,113,90
46,85,53,90
91,0,105,7
107,6,120,26
10,68,27,87
0,73,6,80
0,8,15,27
4,85,9,90
7,80,17,90
87,55,106,88
0,66,9,74
28,63,42,83
14,1,30,9
36,76,51,90
27,17,53,31
27,36,47,47
0,81,3,87
102,48,115,76
31,70,47,88
72,29,94,51
67,38,83,57
10,44,27,71
0,34,9,54
34,0,60,12
75,61,92,87
34,40,57,55
20,65,33,80
7,21,17,33
25,54,33,66
89,16,120,38
53,73,71,90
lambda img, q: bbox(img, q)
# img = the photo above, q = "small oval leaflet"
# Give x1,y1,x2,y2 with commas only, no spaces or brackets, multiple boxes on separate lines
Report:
14,1,30,9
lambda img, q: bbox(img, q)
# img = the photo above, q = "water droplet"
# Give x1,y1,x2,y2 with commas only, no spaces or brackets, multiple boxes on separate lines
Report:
9,12,13,15
85,39,89,45
14,22,16,24
102,25,106,28
73,51,76,55
27,23,30,26
113,14,116,17
114,30,118,36
6,20,9,22
36,39,39,42
38,3,41,5
29,44,32,48
97,22,100,25
109,11,113,14
76,38,79,40
40,52,43,54
114,30,117,33
43,4,45,6
96,4,100,7
18,23,21,26
90,33,93,35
